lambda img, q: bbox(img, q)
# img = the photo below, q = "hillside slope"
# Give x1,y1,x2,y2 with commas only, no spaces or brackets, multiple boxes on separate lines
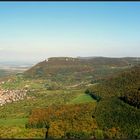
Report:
86,65,140,138
24,57,139,86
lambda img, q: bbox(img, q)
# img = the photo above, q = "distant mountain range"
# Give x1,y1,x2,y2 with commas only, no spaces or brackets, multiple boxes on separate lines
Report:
0,57,139,67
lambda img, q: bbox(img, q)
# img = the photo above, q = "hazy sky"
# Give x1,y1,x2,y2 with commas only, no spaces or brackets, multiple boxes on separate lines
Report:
0,2,140,62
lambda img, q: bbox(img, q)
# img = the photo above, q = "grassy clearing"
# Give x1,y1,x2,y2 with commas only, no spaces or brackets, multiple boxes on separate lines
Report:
70,93,96,104
0,118,28,126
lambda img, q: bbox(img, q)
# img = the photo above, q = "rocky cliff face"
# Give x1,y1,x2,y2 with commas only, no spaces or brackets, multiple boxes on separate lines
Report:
0,89,27,106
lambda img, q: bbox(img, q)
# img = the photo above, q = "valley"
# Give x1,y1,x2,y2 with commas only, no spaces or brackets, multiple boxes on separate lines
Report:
0,57,139,139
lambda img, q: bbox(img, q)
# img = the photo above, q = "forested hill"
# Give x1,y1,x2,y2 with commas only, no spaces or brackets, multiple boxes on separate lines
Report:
24,57,139,79
87,65,140,101
85,65,140,138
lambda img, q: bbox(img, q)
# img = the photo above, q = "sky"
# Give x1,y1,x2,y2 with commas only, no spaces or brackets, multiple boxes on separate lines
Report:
0,2,140,63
